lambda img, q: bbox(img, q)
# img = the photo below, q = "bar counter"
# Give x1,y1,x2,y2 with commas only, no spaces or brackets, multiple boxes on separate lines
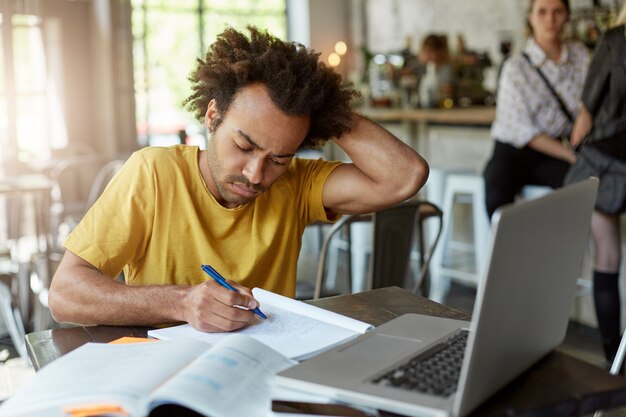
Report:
358,105,495,127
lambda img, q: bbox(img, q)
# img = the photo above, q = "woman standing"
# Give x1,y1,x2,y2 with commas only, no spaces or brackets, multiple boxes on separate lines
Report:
483,0,590,219
418,34,455,107
569,2,626,365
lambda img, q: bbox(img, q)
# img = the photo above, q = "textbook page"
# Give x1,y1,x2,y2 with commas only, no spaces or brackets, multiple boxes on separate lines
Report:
149,334,296,417
0,336,295,417
148,288,374,360
0,339,209,417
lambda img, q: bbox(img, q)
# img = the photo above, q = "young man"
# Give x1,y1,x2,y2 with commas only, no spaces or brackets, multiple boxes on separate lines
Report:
48,26,428,333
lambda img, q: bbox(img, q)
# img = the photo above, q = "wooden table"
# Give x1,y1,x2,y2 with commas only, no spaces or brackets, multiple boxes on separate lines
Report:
26,287,626,417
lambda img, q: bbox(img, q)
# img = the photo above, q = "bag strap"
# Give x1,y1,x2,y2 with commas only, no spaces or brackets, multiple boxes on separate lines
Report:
522,52,574,123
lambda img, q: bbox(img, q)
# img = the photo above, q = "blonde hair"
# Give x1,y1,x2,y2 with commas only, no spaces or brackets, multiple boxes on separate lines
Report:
615,0,626,26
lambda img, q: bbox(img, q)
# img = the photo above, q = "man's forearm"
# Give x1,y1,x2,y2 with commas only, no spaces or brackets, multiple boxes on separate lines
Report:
326,114,428,213
48,255,188,326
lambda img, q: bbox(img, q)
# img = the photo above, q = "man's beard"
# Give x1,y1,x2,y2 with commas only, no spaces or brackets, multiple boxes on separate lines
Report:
216,174,265,205
206,137,265,206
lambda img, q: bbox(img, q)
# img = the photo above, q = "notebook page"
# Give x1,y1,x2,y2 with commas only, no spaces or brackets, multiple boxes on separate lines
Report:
252,288,373,334
0,339,209,417
148,289,374,360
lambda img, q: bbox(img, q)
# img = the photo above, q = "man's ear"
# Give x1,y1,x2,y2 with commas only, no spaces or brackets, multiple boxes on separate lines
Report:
204,99,219,132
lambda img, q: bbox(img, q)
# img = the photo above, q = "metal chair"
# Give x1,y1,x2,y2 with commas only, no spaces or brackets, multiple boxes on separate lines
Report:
0,176,53,359
0,279,27,359
84,159,126,210
49,155,106,251
30,157,126,331
48,156,126,253
314,201,443,299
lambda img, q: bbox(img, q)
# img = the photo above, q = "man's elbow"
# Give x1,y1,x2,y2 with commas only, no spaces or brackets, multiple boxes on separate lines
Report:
411,157,430,195
47,251,100,325
47,273,81,325
47,281,68,324
394,156,429,202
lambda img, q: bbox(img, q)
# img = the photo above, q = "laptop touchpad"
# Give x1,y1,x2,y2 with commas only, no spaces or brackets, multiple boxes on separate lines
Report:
340,334,422,359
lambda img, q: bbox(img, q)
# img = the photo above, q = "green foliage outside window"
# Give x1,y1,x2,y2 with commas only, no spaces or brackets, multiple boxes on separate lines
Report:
131,0,286,146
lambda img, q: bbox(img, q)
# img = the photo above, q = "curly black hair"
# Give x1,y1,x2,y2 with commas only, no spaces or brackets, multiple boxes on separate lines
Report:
184,26,358,150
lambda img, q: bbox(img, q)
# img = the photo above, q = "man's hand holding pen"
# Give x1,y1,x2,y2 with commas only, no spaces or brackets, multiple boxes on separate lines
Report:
181,276,261,333
201,264,267,319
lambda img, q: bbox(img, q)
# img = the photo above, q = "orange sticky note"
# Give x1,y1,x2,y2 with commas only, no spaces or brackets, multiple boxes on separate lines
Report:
108,337,156,345
63,403,128,417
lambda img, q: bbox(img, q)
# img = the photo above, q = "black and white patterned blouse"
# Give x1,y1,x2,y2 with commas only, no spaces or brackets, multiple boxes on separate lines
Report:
491,38,590,148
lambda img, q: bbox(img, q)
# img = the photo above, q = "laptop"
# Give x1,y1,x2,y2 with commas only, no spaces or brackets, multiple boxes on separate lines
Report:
275,178,598,417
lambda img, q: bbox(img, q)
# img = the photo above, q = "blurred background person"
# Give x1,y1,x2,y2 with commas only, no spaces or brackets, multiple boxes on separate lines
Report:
483,0,589,219
418,34,455,108
568,0,626,365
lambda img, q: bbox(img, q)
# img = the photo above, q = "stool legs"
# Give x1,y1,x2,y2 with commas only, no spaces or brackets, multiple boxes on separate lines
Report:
430,174,490,303
472,186,489,286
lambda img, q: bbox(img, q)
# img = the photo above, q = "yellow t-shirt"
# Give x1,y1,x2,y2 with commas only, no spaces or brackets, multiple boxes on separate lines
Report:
64,145,341,297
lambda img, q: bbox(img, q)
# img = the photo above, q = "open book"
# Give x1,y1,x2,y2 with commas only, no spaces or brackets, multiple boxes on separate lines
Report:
148,288,374,360
0,335,295,417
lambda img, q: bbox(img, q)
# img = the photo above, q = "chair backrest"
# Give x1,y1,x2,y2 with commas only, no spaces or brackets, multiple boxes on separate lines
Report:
313,213,372,298
0,193,22,251
50,155,116,221
84,159,125,211
314,200,443,299
371,202,425,290
49,155,125,252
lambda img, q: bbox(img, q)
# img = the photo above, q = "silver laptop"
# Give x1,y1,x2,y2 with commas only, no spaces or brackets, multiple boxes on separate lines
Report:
276,178,598,417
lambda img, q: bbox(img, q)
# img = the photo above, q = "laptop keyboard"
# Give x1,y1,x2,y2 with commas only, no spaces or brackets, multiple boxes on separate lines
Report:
371,331,468,397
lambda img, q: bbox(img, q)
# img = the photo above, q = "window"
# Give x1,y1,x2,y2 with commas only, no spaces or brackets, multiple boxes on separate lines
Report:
13,14,49,161
0,4,66,174
131,0,287,148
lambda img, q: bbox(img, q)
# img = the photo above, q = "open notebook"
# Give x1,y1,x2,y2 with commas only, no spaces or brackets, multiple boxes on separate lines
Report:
148,288,373,360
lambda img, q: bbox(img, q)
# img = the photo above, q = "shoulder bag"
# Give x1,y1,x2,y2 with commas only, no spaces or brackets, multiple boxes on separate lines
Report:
565,143,626,214
522,54,626,214
521,52,574,125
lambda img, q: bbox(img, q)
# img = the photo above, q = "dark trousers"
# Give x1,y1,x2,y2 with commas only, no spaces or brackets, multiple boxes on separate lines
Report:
483,141,571,219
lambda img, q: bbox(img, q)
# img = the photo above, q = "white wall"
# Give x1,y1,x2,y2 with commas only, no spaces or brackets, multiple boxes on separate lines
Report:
309,0,350,58
366,0,527,53
288,0,353,79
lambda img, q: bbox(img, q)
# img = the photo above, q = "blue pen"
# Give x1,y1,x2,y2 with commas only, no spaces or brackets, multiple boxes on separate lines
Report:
201,264,267,320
